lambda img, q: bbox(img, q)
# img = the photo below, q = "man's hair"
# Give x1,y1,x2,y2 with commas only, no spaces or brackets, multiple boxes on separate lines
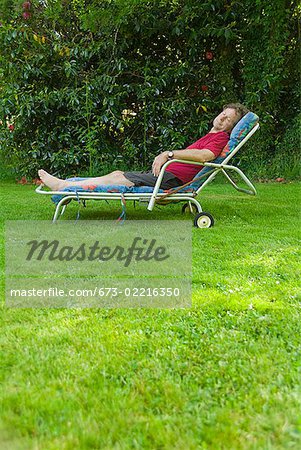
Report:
223,103,249,124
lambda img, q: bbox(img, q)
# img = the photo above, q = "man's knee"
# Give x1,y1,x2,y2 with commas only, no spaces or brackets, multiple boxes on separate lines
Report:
109,170,134,186
110,170,124,177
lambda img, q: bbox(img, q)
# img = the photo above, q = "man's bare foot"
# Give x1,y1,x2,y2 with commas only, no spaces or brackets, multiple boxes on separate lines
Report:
38,169,67,191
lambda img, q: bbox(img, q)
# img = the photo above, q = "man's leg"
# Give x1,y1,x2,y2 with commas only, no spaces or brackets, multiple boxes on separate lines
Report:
38,169,134,191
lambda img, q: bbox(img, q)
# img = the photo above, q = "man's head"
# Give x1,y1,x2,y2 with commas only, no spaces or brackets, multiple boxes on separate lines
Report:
213,103,249,133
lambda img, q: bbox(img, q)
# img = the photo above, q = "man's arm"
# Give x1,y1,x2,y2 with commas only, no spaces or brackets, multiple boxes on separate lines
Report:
152,148,216,177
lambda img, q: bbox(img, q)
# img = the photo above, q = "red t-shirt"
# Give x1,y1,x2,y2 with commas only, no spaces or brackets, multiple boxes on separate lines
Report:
166,131,229,183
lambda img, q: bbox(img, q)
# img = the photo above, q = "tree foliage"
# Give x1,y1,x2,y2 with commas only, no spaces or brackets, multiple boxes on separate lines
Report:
0,0,299,177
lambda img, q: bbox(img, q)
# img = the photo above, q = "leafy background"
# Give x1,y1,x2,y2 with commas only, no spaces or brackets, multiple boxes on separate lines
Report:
0,0,300,179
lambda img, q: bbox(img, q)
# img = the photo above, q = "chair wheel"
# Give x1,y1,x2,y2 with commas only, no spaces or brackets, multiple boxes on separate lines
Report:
194,212,214,228
181,202,198,214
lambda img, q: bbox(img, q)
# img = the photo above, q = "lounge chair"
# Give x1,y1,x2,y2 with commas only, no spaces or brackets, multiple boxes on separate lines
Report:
36,112,259,227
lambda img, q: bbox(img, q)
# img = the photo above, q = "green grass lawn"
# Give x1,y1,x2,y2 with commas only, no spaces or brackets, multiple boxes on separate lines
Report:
0,181,300,449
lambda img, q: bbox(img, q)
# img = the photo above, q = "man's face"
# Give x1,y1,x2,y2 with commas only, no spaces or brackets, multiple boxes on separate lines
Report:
213,108,239,132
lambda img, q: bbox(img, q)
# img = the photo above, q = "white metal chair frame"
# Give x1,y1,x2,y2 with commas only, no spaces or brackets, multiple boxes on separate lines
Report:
36,123,259,224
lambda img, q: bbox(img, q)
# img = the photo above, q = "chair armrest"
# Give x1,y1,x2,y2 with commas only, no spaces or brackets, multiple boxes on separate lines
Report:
147,158,205,211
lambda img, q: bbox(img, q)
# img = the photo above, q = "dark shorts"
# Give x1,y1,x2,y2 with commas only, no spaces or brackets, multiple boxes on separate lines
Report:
123,171,183,190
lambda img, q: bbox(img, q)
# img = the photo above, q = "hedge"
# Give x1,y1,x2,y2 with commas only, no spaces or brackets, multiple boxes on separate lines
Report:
0,0,299,178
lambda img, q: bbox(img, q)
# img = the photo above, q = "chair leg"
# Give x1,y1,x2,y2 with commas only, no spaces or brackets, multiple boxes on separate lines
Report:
52,204,61,223
189,198,202,213
188,202,195,213
52,197,71,223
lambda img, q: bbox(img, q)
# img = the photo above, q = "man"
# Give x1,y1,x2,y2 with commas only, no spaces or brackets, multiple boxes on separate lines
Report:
38,103,248,191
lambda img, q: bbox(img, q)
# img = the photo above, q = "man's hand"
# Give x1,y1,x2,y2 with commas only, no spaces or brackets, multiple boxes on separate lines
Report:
151,148,216,177
152,151,169,177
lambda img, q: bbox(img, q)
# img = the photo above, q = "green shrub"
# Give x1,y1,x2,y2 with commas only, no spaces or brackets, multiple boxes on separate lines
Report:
272,114,301,179
0,0,299,178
